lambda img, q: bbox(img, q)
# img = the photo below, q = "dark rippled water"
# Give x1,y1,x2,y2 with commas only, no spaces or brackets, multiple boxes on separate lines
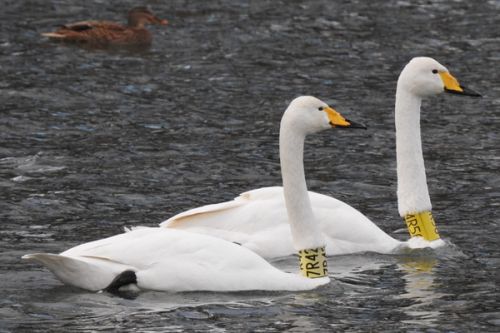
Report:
1,0,499,332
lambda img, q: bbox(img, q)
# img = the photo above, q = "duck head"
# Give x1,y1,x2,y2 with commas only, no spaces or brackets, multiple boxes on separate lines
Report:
128,7,168,28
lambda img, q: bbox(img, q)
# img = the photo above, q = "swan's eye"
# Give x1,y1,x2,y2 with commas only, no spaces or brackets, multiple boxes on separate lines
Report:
432,69,438,74
318,106,324,111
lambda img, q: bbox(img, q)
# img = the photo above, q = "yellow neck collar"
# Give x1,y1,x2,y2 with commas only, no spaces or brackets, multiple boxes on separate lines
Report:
404,211,440,241
298,247,327,278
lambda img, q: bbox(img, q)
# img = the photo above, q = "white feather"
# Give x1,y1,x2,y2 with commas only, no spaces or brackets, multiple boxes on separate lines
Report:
162,187,402,258
23,227,327,292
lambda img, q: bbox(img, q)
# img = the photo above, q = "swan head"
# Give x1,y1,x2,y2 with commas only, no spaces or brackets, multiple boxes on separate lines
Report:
398,57,481,98
282,96,366,135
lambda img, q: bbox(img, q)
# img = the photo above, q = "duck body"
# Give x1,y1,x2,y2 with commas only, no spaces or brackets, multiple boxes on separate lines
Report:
161,187,403,258
23,227,328,292
41,7,167,47
42,21,153,46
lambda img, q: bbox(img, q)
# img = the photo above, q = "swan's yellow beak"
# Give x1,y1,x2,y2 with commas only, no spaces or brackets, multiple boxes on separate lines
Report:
324,107,366,129
440,71,481,97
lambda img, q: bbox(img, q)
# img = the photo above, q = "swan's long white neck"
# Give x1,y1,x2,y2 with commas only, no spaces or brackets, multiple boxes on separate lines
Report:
279,116,324,251
395,86,432,216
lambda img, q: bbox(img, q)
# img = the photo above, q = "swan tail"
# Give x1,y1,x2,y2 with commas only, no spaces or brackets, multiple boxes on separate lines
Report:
104,270,137,294
22,253,132,291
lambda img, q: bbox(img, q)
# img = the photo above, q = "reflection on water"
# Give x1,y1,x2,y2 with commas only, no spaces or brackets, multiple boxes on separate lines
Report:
398,256,443,327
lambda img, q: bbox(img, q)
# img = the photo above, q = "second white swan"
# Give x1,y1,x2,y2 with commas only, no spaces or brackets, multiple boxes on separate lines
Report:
161,57,480,257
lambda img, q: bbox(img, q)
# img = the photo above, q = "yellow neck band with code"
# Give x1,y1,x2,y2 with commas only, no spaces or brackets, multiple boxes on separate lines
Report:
404,211,440,241
298,246,328,278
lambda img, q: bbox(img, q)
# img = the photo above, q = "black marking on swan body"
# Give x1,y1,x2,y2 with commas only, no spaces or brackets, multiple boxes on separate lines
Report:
104,270,137,294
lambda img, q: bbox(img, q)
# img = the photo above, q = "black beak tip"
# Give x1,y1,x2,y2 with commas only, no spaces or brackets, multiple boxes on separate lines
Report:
465,89,482,98
345,119,367,130
445,86,482,98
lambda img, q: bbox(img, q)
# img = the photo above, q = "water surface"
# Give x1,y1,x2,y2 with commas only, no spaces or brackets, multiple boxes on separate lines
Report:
1,0,499,332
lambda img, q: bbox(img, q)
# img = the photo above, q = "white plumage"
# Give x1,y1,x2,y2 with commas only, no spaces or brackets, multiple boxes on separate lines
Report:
162,57,477,255
24,58,478,291
23,227,328,292
162,187,402,258
23,96,359,292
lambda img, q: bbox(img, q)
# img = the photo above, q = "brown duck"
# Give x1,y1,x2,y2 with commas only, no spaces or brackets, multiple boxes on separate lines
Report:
41,7,168,47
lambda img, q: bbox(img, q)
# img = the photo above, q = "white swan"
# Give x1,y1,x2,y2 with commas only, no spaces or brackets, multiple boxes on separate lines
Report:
395,57,479,243
161,57,480,257
23,96,362,292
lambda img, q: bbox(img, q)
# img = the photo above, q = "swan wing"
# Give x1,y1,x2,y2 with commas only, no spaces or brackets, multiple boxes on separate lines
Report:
161,187,290,232
161,187,403,257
